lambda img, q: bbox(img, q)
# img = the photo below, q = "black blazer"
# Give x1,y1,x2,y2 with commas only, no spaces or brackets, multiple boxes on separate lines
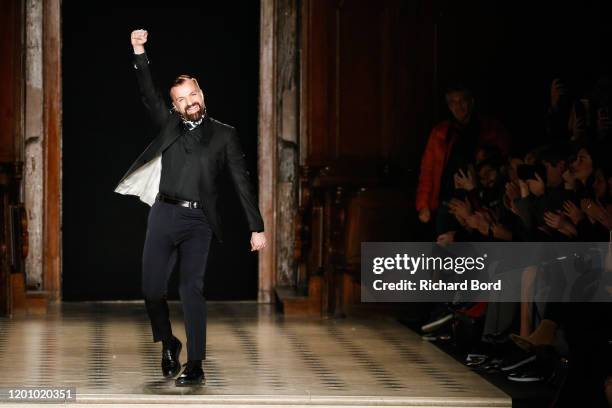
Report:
115,53,264,242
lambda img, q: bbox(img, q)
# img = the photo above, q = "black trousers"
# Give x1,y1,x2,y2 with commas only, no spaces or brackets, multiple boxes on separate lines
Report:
142,199,213,360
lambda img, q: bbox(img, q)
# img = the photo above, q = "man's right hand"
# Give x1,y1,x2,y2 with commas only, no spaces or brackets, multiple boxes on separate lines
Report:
418,207,430,223
131,29,148,54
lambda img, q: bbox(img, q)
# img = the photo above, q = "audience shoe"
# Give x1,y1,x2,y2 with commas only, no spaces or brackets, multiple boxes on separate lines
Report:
421,311,454,333
421,326,452,342
464,353,488,367
479,357,504,373
500,348,536,372
507,366,545,383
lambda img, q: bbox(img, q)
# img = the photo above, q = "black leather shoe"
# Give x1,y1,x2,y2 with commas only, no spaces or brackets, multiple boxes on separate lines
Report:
161,338,182,378
175,362,205,386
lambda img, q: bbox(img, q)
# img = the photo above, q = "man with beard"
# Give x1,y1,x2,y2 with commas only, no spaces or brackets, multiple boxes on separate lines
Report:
115,29,266,386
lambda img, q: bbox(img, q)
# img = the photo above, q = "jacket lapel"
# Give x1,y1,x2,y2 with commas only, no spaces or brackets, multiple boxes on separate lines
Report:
115,115,213,206
117,115,181,184
158,116,183,154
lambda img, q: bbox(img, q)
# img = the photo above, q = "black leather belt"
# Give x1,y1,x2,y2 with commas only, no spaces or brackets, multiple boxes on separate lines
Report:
156,193,203,209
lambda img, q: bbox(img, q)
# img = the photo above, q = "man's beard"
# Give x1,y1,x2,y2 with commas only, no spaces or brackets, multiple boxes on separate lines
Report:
182,102,204,121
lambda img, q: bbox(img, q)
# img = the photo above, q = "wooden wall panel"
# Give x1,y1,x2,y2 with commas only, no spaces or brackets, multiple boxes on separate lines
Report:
43,0,61,300
304,0,336,164
0,0,23,162
337,0,385,160
303,0,434,172
296,0,434,316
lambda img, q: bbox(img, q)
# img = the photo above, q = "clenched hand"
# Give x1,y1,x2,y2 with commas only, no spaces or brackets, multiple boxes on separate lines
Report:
131,29,148,54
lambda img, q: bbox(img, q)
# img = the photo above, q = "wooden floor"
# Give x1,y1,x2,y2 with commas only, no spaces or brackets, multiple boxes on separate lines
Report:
0,302,510,407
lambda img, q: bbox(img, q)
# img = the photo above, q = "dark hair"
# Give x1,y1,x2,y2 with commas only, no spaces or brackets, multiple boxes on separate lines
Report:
538,144,570,166
568,141,601,170
445,83,473,99
169,74,201,98
476,156,504,173
476,144,503,163
567,142,600,199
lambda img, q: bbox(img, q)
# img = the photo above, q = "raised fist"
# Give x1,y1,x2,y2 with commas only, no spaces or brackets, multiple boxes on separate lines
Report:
131,29,148,54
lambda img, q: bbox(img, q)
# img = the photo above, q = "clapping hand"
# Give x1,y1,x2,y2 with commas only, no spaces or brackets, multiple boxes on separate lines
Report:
448,197,472,221
562,200,583,225
529,173,546,197
543,211,564,229
581,199,610,227
504,182,520,214
467,210,491,236
453,168,476,191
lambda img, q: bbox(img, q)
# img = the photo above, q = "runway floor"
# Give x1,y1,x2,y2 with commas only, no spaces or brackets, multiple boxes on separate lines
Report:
0,302,510,407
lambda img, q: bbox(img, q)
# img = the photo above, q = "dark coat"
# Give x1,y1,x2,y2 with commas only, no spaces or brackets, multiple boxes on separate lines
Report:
115,54,264,242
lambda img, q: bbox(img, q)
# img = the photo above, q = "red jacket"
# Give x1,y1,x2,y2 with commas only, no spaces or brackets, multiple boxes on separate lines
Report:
416,117,509,211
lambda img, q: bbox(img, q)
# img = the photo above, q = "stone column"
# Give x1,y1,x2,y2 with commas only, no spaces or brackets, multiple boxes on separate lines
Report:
24,0,44,290
275,0,299,288
259,0,300,301
258,0,278,302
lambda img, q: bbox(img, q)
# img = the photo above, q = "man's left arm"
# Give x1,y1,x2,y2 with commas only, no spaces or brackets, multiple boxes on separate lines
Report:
225,129,266,251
